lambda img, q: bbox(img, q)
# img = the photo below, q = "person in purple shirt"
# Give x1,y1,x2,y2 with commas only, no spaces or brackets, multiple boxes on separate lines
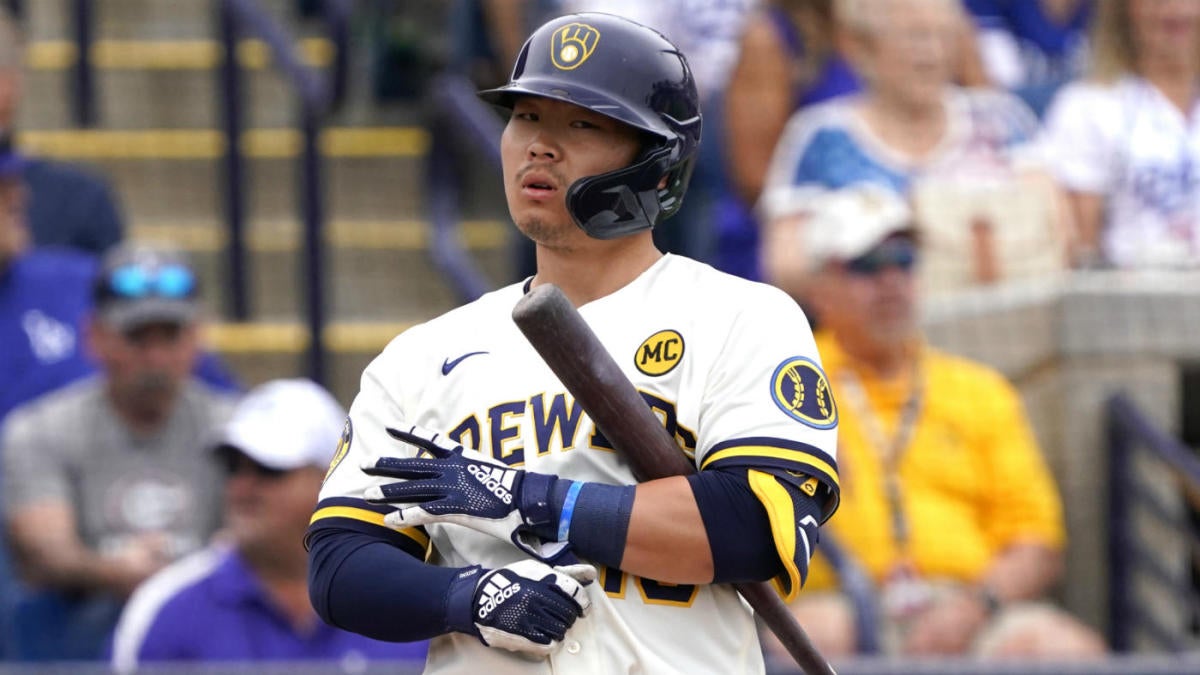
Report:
109,379,428,672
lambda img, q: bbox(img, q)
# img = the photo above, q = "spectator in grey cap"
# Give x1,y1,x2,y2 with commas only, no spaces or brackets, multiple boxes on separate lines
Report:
1,242,236,660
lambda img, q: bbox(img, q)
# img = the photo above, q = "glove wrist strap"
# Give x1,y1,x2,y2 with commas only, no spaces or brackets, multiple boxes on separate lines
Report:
520,472,569,541
444,565,484,637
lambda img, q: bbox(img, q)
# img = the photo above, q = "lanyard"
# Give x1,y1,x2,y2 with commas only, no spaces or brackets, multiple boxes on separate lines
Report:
836,358,924,552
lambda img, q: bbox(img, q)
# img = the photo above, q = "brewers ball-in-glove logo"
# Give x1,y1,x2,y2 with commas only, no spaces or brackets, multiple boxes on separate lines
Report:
770,356,837,429
551,23,600,70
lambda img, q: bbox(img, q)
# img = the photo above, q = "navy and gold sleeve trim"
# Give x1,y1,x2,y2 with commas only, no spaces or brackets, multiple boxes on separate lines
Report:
305,497,430,559
701,437,839,504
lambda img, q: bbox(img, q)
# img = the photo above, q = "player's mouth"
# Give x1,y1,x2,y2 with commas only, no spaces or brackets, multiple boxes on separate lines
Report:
520,171,560,201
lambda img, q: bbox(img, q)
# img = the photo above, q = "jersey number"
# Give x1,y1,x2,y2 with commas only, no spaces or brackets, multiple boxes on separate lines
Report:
598,564,699,607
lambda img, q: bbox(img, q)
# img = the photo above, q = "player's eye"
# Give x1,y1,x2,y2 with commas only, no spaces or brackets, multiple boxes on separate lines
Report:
570,119,599,129
513,111,539,122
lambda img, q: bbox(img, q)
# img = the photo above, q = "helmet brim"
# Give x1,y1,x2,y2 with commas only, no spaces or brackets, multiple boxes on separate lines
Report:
479,78,672,140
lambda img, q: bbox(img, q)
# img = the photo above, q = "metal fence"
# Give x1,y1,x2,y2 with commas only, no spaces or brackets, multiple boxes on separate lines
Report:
1107,392,1200,653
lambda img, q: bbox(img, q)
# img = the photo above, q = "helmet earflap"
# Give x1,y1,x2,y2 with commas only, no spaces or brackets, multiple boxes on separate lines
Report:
566,128,698,239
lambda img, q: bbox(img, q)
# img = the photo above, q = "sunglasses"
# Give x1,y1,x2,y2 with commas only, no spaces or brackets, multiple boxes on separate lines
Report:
845,239,918,276
221,449,289,480
104,263,197,300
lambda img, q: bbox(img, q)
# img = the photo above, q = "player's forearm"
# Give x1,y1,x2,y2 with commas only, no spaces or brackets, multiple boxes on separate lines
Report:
621,476,714,584
981,542,1063,602
308,527,461,642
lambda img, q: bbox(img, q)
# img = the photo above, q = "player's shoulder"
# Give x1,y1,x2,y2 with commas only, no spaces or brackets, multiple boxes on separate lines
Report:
386,281,524,346
363,281,526,379
661,255,803,315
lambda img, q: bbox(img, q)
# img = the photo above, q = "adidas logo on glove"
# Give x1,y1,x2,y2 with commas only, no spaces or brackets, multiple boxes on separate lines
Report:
468,463,516,505
478,573,522,619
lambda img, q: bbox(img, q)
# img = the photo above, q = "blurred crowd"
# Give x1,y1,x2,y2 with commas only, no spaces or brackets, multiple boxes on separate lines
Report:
0,0,1197,670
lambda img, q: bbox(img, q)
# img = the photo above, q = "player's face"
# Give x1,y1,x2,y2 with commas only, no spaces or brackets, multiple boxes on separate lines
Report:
500,96,642,248
1129,0,1200,64
853,0,957,109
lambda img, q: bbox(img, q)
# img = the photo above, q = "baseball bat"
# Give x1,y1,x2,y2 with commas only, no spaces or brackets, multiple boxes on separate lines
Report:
512,283,837,675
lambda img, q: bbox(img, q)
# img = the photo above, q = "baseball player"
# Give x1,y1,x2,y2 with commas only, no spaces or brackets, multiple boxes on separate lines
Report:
307,13,839,674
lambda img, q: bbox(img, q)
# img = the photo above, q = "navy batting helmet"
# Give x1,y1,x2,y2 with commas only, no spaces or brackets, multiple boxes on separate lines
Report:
480,13,702,239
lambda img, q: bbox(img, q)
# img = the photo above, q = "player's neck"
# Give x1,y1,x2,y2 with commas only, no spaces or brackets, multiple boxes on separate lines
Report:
532,234,663,306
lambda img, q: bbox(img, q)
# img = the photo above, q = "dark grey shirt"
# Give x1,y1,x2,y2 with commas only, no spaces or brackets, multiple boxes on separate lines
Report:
2,377,235,560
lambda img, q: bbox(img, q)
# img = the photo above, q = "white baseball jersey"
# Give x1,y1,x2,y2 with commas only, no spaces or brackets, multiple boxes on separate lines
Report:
312,254,839,674
1041,76,1200,267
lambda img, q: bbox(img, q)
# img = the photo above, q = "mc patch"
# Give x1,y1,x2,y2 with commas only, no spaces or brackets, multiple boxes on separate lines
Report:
552,22,600,70
324,417,353,483
770,357,838,429
635,329,684,376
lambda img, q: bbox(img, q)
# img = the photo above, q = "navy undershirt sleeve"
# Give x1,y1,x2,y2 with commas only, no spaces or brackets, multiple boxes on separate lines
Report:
307,527,461,642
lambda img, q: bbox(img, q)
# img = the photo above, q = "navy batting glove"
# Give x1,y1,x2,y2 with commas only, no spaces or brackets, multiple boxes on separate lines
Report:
445,561,595,656
363,425,575,562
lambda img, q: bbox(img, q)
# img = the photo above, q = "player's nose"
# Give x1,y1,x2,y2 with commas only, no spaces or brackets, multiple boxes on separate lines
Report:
526,136,559,161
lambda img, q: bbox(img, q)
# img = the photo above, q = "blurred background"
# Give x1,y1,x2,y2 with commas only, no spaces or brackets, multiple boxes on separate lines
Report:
0,0,1198,673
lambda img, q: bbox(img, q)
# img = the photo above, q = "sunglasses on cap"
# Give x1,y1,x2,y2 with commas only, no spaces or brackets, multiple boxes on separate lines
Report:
845,238,918,276
103,263,197,301
220,448,289,480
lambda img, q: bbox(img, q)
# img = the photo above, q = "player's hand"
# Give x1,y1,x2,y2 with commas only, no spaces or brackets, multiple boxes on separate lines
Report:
446,560,596,657
362,425,572,563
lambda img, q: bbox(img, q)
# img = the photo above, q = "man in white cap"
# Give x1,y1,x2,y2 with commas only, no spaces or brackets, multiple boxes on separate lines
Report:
110,379,428,671
761,183,1104,660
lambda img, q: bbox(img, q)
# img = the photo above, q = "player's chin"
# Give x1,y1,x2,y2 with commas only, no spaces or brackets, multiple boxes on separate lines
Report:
515,215,578,248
